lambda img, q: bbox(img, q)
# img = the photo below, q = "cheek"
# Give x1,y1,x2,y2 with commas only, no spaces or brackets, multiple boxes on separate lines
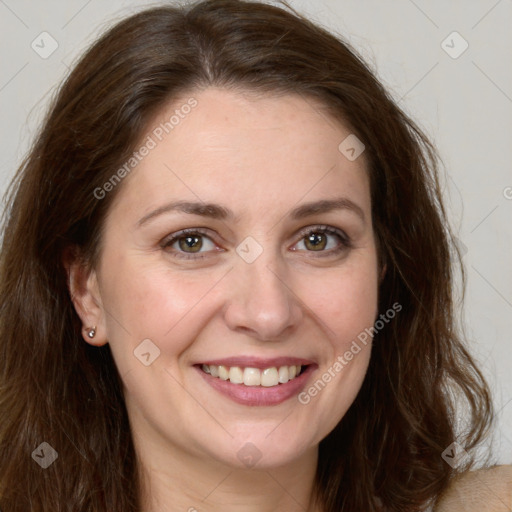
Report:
99,253,221,357
300,256,379,346
293,260,378,436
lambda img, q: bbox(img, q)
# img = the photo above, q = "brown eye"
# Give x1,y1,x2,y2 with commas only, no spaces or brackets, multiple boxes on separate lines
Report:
178,235,203,253
304,232,328,251
162,229,218,259
293,226,351,256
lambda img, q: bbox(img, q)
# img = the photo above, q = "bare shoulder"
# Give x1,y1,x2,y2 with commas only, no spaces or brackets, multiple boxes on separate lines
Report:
434,465,512,512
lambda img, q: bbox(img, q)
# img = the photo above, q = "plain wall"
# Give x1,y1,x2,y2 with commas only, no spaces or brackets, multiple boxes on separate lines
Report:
1,0,510,464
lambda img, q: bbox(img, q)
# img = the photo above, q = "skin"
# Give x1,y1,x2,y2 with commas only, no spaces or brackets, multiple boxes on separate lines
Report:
68,87,380,512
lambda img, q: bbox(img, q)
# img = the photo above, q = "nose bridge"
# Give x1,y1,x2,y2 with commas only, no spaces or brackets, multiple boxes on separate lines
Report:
223,243,302,340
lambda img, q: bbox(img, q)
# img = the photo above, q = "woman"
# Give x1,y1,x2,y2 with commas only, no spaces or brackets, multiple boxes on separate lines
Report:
0,0,500,510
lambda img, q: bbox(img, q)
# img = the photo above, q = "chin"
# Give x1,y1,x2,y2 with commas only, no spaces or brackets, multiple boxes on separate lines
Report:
202,429,318,470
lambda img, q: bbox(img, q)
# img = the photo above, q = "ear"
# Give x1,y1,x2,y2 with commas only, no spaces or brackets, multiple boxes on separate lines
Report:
63,246,108,347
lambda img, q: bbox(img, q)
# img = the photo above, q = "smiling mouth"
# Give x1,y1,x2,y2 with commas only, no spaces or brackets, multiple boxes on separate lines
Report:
200,364,306,387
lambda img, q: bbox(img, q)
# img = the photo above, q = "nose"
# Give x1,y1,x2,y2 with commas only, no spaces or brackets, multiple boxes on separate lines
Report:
222,254,303,341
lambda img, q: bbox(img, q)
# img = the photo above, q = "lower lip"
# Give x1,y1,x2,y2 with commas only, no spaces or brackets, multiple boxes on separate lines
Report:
195,365,315,406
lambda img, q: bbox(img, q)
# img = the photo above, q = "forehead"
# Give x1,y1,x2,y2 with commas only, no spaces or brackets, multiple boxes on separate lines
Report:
109,87,370,222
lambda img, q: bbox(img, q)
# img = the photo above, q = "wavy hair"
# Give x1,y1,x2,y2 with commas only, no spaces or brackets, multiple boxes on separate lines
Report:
0,1,494,510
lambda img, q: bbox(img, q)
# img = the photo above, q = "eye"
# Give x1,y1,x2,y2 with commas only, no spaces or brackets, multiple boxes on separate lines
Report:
292,225,351,256
161,225,351,261
161,228,219,259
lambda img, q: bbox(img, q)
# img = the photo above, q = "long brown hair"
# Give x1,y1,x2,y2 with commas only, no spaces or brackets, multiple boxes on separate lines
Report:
0,1,494,510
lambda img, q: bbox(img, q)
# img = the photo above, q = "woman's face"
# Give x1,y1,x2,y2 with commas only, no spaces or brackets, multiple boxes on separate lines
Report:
79,88,379,469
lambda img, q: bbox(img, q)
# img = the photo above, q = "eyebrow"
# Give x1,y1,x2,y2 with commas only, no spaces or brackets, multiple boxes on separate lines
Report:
137,197,365,226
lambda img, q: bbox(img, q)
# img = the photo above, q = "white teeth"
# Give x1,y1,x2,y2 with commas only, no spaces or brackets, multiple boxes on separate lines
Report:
243,367,261,386
278,366,289,384
228,366,244,384
201,364,303,387
218,365,229,380
261,367,279,387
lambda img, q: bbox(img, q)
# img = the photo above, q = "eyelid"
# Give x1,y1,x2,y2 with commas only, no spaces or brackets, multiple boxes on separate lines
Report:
160,227,219,259
290,225,352,257
161,225,351,259
162,227,213,243
294,225,351,246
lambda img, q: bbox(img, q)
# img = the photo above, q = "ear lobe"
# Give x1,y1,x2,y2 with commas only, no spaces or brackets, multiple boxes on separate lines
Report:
63,247,108,347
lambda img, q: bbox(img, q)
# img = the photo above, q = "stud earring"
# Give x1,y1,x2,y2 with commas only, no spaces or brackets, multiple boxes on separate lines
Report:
86,327,96,339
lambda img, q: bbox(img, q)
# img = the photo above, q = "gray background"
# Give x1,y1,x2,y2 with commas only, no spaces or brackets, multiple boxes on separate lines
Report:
1,0,511,464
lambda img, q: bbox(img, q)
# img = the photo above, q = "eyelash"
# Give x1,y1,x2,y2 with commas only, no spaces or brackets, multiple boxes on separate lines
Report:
161,226,351,261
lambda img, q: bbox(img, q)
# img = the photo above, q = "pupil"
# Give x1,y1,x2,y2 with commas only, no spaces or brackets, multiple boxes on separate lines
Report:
307,233,326,251
179,235,202,252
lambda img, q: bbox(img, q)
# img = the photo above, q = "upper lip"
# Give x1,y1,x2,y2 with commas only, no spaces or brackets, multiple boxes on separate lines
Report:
196,356,315,369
